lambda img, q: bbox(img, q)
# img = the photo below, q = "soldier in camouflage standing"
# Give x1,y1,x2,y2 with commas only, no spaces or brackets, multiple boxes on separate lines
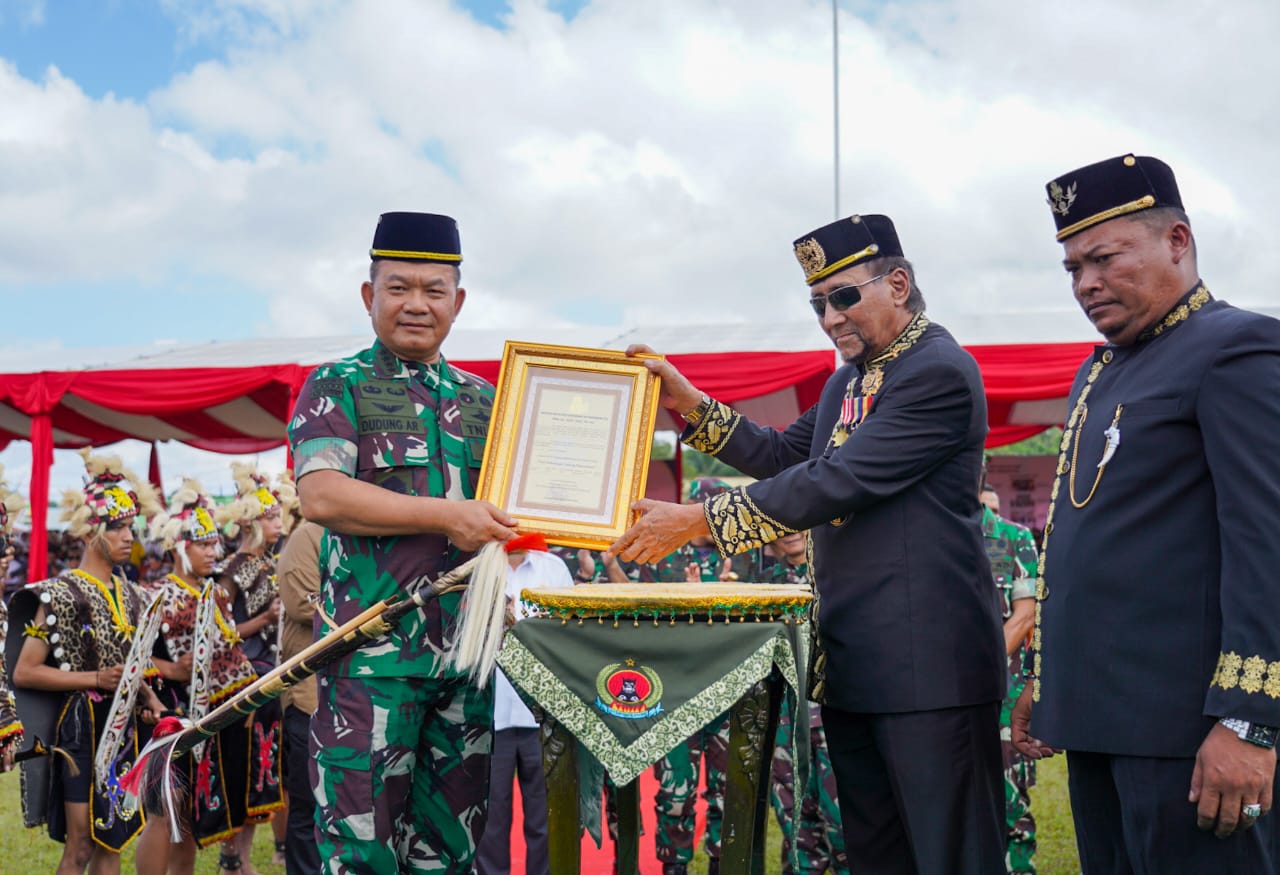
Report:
289,212,518,875
979,481,1038,875
764,531,848,875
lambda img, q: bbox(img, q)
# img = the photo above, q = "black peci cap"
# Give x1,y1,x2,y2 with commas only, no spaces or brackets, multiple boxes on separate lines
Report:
369,212,463,264
1045,154,1183,242
792,214,904,286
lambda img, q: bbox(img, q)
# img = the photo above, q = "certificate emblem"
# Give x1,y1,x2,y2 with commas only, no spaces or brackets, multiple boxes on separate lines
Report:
595,660,664,720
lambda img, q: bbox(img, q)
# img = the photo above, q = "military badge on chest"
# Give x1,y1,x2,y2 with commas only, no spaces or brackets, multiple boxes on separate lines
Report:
453,385,494,466
827,372,880,452
355,380,421,436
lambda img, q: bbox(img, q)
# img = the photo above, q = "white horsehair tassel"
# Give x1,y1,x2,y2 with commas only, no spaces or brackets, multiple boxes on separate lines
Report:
444,541,510,689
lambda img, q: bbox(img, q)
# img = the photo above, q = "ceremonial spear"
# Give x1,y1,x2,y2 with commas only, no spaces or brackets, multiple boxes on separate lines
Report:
122,542,511,835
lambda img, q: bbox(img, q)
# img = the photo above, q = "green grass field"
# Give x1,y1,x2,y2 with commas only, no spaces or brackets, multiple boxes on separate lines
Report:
0,779,285,875
0,756,1082,874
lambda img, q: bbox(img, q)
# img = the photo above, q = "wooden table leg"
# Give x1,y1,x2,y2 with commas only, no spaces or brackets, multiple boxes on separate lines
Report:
720,671,783,875
542,718,581,874
614,776,641,875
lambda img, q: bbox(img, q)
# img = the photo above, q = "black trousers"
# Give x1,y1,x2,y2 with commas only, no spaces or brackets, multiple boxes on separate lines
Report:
823,701,1005,875
283,705,322,875
1068,750,1280,874
475,727,550,875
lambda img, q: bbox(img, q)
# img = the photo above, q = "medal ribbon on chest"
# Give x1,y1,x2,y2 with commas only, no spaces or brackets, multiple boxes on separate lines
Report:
824,312,929,454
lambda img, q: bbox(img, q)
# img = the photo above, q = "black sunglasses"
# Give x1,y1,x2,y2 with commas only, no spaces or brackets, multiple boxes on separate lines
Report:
808,271,889,317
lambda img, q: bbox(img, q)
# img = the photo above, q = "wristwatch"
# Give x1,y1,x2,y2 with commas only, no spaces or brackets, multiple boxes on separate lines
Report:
1219,717,1280,749
683,394,712,427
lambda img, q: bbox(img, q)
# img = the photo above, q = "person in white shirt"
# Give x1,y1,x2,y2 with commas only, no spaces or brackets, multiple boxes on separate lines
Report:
475,533,574,875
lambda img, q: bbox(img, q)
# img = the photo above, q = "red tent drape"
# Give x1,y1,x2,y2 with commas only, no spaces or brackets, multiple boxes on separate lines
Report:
4,367,310,580
971,342,1094,448
0,341,1096,580
147,442,164,495
1,372,76,582
72,365,308,414
969,342,1094,400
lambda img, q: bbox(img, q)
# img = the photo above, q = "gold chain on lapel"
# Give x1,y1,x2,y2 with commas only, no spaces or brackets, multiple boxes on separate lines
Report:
863,311,931,391
1068,402,1124,508
826,312,930,454
1031,284,1210,702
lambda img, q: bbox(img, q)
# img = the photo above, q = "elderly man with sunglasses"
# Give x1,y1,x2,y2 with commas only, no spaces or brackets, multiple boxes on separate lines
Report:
613,214,1006,875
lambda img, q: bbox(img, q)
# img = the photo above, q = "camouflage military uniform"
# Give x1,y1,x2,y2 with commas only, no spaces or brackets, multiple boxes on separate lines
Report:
646,542,732,868
641,542,759,585
982,505,1039,875
547,546,647,583
765,561,848,875
289,340,496,875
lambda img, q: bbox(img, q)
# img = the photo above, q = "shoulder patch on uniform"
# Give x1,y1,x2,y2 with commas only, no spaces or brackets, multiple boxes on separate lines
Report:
311,377,345,399
449,365,495,393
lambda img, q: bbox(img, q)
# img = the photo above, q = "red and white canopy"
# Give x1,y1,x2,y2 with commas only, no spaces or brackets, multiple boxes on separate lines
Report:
0,324,1093,581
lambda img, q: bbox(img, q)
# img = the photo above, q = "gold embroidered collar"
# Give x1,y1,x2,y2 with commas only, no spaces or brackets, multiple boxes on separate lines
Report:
861,311,930,395
1137,284,1211,343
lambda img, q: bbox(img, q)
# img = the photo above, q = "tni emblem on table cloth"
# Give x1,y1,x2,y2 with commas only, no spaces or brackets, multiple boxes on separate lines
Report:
595,660,664,720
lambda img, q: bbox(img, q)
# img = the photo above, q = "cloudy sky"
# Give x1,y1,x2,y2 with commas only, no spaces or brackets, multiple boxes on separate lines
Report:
2,0,1278,499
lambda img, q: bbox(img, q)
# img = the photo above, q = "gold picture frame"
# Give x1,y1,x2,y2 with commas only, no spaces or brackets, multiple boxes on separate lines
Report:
477,341,663,550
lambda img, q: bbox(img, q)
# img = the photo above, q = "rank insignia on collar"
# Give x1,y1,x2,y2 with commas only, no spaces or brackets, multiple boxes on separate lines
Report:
1047,180,1077,217
794,237,826,276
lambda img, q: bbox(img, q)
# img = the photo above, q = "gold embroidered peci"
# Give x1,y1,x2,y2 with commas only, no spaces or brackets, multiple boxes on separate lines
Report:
794,237,827,278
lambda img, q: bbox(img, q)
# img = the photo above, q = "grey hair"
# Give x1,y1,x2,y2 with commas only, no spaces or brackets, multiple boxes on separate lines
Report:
865,255,926,314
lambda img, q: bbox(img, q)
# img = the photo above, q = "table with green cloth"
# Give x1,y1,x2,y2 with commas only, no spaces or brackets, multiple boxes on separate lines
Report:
498,613,809,875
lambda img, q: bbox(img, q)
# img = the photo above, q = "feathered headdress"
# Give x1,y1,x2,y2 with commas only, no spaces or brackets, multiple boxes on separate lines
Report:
276,469,301,535
0,464,26,535
215,461,283,538
60,448,162,538
148,478,220,554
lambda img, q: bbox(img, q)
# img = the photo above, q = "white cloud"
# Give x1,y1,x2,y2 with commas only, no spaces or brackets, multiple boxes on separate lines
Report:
2,0,1278,352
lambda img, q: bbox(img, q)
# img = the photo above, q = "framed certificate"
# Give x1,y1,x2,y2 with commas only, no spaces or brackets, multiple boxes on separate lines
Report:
477,341,662,550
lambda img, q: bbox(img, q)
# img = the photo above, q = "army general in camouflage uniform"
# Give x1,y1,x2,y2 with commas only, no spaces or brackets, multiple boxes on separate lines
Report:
979,484,1038,874
289,212,518,875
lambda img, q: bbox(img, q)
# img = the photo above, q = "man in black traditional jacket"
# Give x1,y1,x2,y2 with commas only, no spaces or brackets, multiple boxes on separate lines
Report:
612,213,1007,874
1012,154,1280,873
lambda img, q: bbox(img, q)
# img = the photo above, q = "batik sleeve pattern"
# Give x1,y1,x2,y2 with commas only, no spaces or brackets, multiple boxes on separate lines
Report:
683,399,742,457
704,488,799,557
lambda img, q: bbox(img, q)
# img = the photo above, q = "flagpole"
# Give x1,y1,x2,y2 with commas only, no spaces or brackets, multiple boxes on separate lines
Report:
832,0,840,219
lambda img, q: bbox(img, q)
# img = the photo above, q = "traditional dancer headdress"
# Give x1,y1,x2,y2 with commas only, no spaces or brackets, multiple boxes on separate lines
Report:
276,469,302,535
148,478,221,576
60,448,161,540
0,465,26,552
216,462,287,549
